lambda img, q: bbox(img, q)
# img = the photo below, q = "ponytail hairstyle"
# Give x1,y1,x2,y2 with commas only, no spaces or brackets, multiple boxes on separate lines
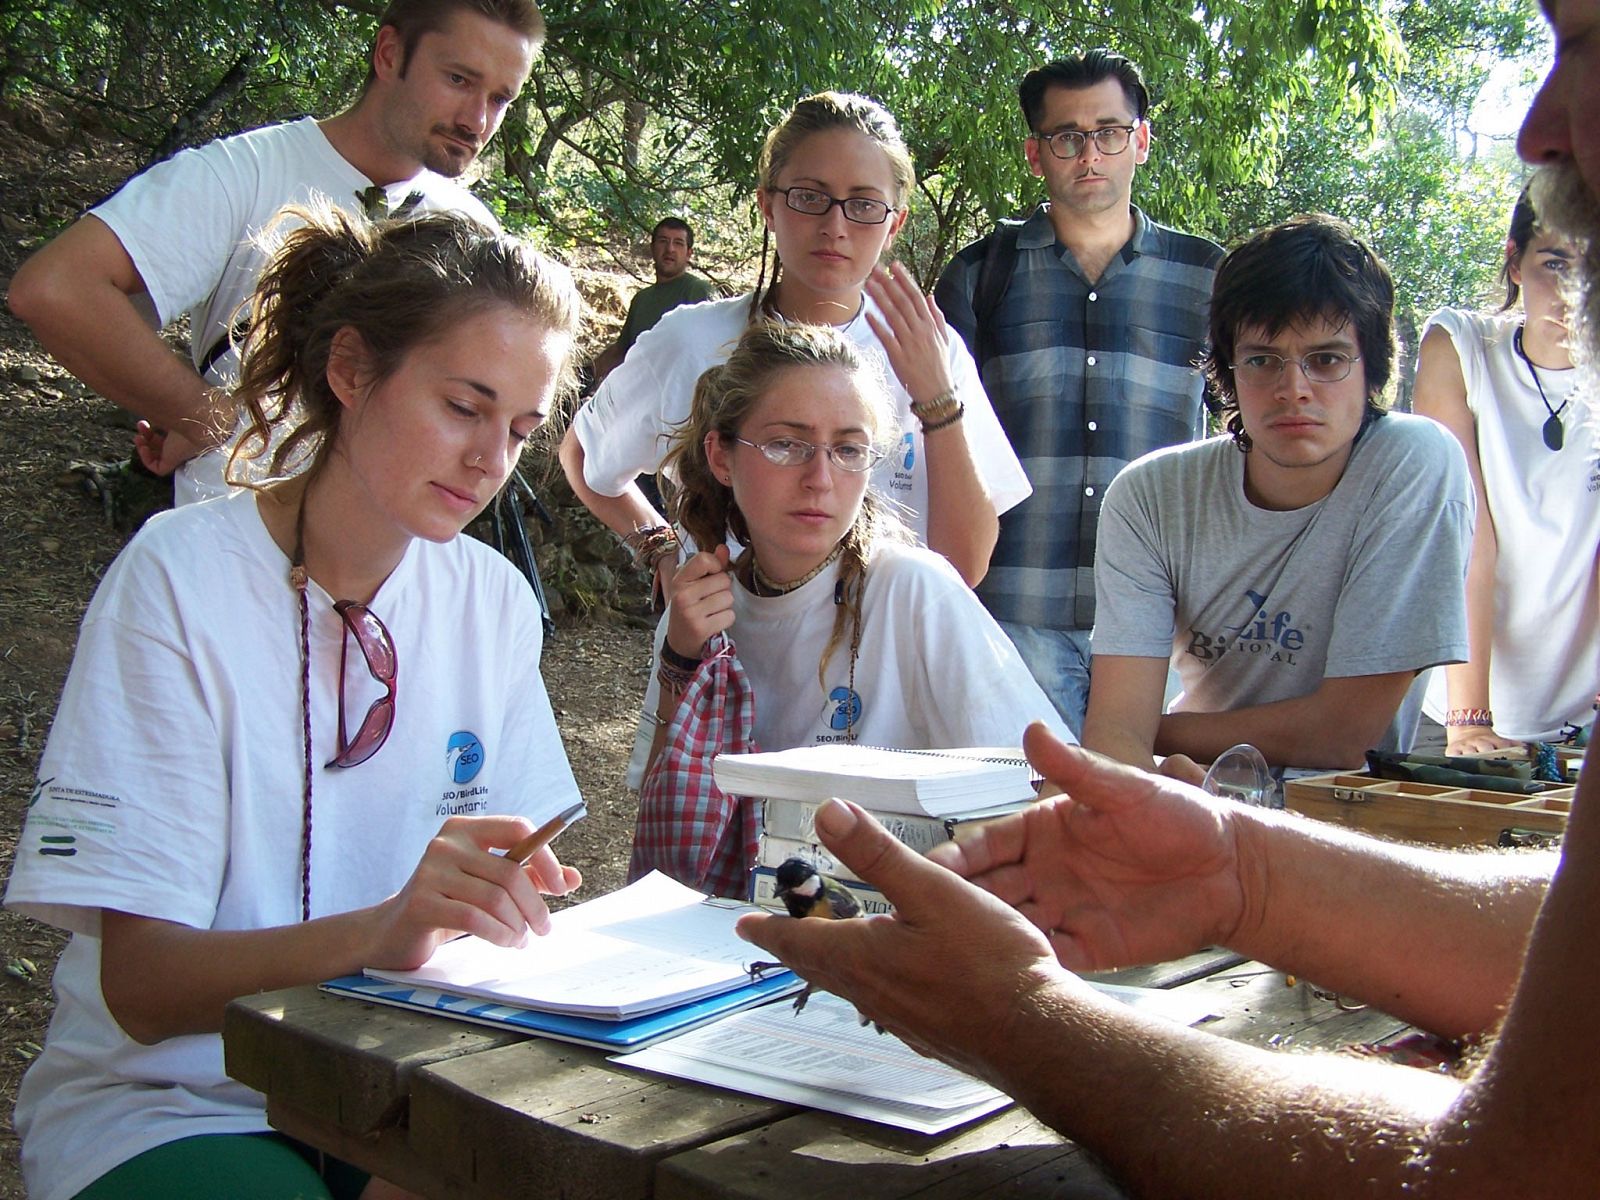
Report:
231,204,581,481
750,91,916,323
662,321,909,686
1500,183,1540,311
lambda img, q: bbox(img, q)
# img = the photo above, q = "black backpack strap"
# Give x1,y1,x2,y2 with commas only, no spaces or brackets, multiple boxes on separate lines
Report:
196,315,250,380
971,217,1025,375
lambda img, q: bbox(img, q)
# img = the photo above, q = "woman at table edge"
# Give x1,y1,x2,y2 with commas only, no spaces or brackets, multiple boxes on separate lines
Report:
4,207,585,1200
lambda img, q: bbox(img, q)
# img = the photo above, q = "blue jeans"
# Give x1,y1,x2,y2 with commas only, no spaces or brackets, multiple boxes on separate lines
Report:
993,620,1092,738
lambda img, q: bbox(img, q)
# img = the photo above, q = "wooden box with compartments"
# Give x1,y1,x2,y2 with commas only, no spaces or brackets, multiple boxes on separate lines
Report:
1283,772,1573,848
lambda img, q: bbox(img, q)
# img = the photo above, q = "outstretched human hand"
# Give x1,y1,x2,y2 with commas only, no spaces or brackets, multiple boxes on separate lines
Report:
664,544,733,657
363,814,582,971
737,797,1077,1079
928,723,1250,973
863,262,956,408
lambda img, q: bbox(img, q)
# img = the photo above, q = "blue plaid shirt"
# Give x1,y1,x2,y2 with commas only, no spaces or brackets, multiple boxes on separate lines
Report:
936,205,1222,631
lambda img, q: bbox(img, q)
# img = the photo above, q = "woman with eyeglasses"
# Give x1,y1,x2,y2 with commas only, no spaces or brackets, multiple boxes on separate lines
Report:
1414,185,1598,754
630,323,1069,885
5,207,584,1200
560,91,1029,597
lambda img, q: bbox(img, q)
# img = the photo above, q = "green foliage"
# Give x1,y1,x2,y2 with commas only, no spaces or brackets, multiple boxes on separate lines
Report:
1,0,366,150
0,0,1549,331
514,0,1407,285
1215,1,1546,401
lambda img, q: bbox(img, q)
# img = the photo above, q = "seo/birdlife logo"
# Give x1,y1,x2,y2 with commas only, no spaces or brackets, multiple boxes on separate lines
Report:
446,730,485,784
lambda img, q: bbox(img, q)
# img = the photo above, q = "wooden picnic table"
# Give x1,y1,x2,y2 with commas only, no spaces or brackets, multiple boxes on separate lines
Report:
223,946,1421,1200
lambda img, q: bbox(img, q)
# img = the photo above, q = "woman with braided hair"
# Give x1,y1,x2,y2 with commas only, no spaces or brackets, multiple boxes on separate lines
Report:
636,322,1067,827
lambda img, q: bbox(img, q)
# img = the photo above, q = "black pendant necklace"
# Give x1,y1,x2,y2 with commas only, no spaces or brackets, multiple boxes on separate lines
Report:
1514,323,1567,451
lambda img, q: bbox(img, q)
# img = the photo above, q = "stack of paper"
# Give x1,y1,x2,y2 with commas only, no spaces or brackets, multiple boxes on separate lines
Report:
613,984,1216,1134
362,872,793,1019
616,991,1011,1134
713,744,1036,818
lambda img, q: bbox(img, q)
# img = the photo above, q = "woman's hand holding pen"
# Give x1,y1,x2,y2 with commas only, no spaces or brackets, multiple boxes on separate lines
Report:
864,261,955,408
362,814,583,972
666,544,734,658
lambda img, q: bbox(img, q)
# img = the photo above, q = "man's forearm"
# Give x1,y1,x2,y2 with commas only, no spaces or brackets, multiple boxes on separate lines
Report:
9,224,228,440
984,975,1470,1199
1155,679,1406,771
1227,810,1549,1036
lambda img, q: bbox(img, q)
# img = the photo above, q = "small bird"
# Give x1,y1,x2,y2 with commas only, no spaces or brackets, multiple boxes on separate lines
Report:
758,858,869,1019
772,856,862,921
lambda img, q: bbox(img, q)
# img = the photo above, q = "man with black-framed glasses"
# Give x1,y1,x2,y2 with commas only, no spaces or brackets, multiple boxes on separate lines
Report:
1081,214,1473,779
934,48,1223,740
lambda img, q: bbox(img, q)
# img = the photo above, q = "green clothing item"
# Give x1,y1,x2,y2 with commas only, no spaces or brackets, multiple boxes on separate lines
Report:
73,1133,368,1200
617,272,717,352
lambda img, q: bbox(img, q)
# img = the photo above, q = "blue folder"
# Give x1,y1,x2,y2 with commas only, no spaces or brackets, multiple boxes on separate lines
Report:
320,969,803,1051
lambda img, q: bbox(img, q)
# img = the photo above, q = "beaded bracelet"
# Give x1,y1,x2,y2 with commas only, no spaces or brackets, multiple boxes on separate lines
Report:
1444,708,1494,728
657,658,698,695
622,524,680,573
910,389,961,429
921,401,966,433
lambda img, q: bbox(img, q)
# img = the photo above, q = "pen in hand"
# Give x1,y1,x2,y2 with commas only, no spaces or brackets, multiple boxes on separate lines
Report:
505,801,587,866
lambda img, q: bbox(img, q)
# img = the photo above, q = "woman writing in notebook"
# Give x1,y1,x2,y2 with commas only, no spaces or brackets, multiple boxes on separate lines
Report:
560,90,1029,592
5,209,584,1200
639,322,1067,780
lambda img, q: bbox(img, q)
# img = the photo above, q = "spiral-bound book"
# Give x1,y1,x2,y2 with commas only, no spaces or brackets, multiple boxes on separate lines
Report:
712,744,1036,817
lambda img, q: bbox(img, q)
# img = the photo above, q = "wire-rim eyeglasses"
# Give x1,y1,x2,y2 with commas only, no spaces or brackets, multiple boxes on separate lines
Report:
730,435,886,472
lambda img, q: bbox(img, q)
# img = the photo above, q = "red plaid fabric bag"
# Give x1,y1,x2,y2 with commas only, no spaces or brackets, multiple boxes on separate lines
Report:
629,635,759,899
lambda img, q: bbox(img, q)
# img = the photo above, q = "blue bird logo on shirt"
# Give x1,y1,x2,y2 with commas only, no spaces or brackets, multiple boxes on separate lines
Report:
446,731,485,784
827,686,862,731
900,432,915,471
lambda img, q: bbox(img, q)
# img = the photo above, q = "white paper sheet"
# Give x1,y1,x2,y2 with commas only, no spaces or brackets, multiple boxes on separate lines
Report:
616,992,1011,1134
364,872,775,1018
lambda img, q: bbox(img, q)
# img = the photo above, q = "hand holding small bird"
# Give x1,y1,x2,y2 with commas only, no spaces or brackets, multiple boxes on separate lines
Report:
735,795,1075,1078
749,856,864,1016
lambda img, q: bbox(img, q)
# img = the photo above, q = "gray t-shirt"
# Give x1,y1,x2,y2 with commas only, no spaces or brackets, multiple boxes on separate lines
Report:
1092,414,1472,750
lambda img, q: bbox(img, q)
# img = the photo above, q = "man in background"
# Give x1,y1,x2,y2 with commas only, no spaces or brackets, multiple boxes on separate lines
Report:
592,216,717,384
935,49,1222,734
7,0,543,504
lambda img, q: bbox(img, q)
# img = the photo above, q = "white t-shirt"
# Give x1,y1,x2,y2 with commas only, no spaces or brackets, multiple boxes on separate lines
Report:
1093,415,1473,760
93,117,499,505
4,490,579,1200
1420,308,1600,740
569,292,1033,545
628,540,1073,786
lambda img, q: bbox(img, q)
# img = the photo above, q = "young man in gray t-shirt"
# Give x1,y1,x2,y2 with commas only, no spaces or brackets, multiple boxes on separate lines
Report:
1083,215,1472,781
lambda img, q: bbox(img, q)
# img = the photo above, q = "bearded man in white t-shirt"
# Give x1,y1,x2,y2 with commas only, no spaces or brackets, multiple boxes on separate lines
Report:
7,0,543,505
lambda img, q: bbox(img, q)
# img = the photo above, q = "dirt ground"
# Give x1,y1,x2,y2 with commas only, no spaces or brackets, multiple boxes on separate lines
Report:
0,119,651,1197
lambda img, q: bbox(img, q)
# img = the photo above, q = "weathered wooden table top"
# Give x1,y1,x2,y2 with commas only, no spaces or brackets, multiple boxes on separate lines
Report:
224,949,1414,1200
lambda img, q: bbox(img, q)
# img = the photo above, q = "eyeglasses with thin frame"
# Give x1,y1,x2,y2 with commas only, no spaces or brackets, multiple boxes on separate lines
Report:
770,186,894,226
731,435,886,472
1032,124,1141,160
1231,351,1363,388
329,600,396,769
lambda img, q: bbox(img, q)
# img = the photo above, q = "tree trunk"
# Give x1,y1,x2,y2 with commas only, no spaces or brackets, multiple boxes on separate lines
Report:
149,47,256,164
